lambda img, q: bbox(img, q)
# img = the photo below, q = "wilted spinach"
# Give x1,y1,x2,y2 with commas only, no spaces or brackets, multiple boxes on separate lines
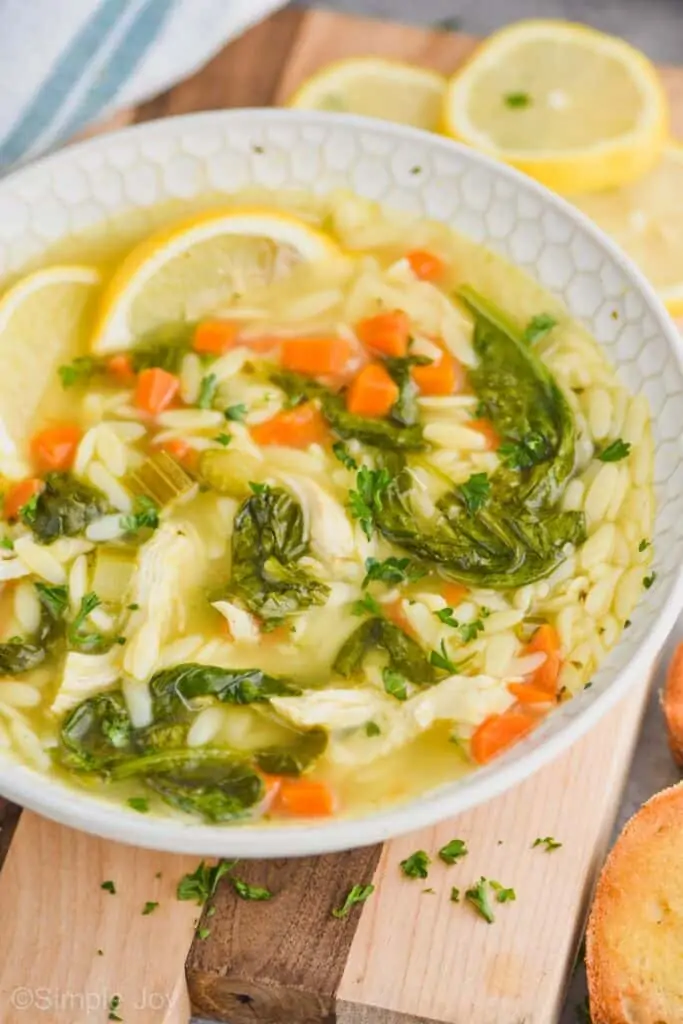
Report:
0,581,68,674
149,663,300,722
229,485,329,622
60,692,133,771
333,617,435,685
22,473,106,544
144,757,264,822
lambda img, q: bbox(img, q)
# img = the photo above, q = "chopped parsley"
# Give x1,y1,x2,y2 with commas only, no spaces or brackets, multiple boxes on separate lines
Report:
363,555,424,588
435,606,459,628
643,571,657,590
68,591,103,651
248,481,267,495
465,878,495,923
214,432,232,447
533,836,562,852
332,883,375,918
142,901,159,915
430,640,463,674
231,877,273,902
598,439,631,462
197,372,218,409
450,886,461,903
120,495,160,533
224,403,247,422
523,313,556,344
127,797,149,813
34,582,68,619
332,441,358,471
638,538,651,553
438,838,468,865
128,603,139,611
490,880,516,903
108,994,123,1021
382,666,408,702
20,493,39,523
498,430,547,470
351,593,382,617
348,466,391,540
458,472,491,514
101,880,116,895
504,91,531,109
59,356,100,389
422,887,436,895
365,721,381,737
400,850,431,880
624,619,631,629
197,926,211,940
458,619,485,644
176,859,235,905
0,536,14,550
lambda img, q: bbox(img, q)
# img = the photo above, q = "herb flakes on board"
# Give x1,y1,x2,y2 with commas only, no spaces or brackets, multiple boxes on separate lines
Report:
400,850,431,880
332,884,375,919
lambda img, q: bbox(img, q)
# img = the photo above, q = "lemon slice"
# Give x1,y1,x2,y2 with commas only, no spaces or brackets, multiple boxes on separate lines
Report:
90,208,342,354
287,57,447,131
443,20,668,194
0,265,100,477
572,145,683,315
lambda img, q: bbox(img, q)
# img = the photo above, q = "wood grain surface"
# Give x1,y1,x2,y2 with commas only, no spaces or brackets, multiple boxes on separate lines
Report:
0,7,674,1024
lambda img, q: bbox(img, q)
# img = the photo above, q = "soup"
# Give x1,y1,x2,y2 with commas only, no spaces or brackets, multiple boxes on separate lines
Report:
0,190,654,824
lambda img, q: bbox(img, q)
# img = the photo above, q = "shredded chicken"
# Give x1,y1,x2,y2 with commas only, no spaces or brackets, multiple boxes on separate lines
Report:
50,648,122,715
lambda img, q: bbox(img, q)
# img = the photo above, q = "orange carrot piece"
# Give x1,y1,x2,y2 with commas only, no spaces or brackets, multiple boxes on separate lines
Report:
155,436,197,471
106,354,136,384
251,402,329,449
442,581,469,606
468,417,501,451
281,335,354,377
412,350,463,396
273,778,336,817
3,478,43,521
406,249,446,282
470,711,536,765
383,597,413,634
524,623,562,695
663,642,683,765
507,682,557,705
346,363,399,418
356,310,410,358
134,367,179,415
193,319,240,355
30,424,82,471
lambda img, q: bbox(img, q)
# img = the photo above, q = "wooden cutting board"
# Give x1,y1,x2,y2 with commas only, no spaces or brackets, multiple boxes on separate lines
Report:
0,8,676,1023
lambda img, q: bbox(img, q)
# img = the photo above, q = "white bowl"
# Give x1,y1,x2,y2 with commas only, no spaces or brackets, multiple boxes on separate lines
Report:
1,110,682,858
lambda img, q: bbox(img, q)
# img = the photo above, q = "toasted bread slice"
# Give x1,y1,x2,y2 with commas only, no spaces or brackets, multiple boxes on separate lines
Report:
586,783,683,1023
662,642,683,766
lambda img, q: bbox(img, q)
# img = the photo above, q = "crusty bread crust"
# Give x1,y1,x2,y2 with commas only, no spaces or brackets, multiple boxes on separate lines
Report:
586,782,683,1024
662,642,683,766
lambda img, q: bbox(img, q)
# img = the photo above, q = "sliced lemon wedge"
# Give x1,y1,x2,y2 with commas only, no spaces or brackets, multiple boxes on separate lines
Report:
0,265,100,476
443,20,668,194
90,208,342,354
572,145,683,315
287,57,447,132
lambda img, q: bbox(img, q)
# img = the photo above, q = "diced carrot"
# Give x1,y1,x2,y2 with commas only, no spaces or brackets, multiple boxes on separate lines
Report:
507,682,557,705
107,354,136,384
470,711,536,765
251,402,329,449
524,623,562,695
134,367,180,415
412,350,463,396
30,424,82,472
442,581,469,606
346,363,399,419
384,597,413,634
468,418,501,451
281,335,354,377
3,478,44,521
406,249,446,282
193,319,240,355
356,310,410,358
272,778,336,817
155,437,190,461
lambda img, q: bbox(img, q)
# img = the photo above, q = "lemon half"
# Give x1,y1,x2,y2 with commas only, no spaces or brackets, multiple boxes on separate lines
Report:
288,57,447,132
90,208,342,354
443,20,668,194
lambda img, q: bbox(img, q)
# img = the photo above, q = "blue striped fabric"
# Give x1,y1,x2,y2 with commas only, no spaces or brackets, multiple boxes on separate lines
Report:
0,0,132,167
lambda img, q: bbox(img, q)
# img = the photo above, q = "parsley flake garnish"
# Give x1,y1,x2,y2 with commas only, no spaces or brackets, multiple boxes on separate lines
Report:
332,883,375,918
638,538,650,553
465,878,495,923
523,312,556,344
430,640,465,675
351,593,382,617
197,926,211,940
120,495,159,534
176,859,235,905
450,886,461,903
363,555,424,588
438,838,468,865
504,91,531,109
127,797,149,813
383,666,408,702
435,606,459,628
59,356,100,389
400,850,431,879
248,481,267,495
598,439,631,462
365,721,381,737
332,441,358,471
643,571,657,589
214,432,232,447
490,880,516,903
532,836,562,852
349,466,391,540
0,536,14,550
197,372,218,409
142,901,159,915
101,880,116,895
231,877,273,901
224,403,247,422
108,994,123,1021
458,472,491,514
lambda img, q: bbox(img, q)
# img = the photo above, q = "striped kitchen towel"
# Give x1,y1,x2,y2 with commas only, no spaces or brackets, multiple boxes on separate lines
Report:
0,0,287,171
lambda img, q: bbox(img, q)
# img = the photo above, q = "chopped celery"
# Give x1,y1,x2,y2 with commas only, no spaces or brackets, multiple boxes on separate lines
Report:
91,546,136,603
197,449,262,498
127,452,194,506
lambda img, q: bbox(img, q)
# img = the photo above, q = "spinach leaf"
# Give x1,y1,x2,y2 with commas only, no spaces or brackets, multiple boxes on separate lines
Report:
385,356,429,428
255,727,327,776
129,322,195,374
137,756,263,823
333,617,435,684
23,473,106,544
59,692,133,771
0,581,69,674
272,371,426,451
230,485,329,621
149,663,300,722
0,640,46,675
